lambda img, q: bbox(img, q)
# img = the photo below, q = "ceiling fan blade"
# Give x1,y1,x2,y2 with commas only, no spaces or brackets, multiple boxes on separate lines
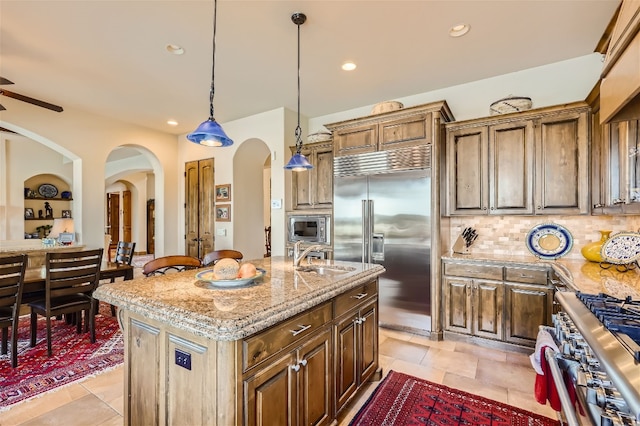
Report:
0,89,63,112
0,77,14,85
0,104,5,111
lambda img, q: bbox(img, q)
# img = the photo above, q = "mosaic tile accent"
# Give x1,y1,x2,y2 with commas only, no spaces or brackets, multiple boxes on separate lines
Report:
446,215,640,260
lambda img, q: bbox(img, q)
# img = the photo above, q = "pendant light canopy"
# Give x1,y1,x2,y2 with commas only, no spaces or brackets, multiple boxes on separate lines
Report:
187,0,233,147
284,12,313,171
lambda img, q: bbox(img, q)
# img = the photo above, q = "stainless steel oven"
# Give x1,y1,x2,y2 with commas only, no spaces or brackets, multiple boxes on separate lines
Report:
287,214,330,244
543,291,640,425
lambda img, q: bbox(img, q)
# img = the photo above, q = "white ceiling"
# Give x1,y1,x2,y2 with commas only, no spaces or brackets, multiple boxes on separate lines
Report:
0,1,620,136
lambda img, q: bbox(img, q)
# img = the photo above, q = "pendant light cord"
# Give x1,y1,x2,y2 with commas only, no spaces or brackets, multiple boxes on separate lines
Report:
295,16,302,154
209,0,217,120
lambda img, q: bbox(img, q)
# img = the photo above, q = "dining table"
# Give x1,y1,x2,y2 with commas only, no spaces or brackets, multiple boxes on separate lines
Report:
22,261,134,302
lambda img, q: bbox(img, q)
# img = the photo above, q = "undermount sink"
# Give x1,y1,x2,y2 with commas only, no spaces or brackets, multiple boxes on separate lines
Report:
296,265,356,276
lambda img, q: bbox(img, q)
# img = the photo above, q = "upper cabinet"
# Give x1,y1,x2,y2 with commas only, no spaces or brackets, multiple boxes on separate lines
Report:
445,102,589,216
600,0,640,123
326,101,454,158
589,83,640,214
290,140,333,210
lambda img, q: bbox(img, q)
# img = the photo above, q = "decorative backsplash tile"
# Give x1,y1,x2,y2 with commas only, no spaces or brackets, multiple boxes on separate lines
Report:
446,215,640,260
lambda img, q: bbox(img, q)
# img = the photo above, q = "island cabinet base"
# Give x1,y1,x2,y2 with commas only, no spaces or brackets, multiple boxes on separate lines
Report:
119,278,380,426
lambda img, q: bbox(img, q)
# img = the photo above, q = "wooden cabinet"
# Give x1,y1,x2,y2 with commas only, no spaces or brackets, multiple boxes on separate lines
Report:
326,101,453,157
503,265,553,346
445,102,589,216
442,260,552,348
334,292,378,414
442,263,503,340
291,141,333,210
244,327,332,426
588,83,640,214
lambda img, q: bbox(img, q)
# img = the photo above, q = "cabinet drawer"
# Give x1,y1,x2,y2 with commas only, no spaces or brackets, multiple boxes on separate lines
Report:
443,262,503,280
504,267,548,285
334,281,378,318
242,302,332,371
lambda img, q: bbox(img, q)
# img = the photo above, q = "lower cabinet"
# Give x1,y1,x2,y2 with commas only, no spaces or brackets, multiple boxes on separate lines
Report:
244,327,332,426
120,280,379,426
442,260,552,348
334,298,378,412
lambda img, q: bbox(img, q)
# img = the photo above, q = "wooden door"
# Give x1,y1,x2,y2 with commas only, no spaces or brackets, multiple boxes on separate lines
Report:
442,277,472,334
298,328,332,426
504,283,553,347
107,193,120,244
334,311,358,412
315,148,333,208
185,159,215,258
147,199,155,254
333,124,377,157
122,190,132,243
357,300,378,385
379,113,430,151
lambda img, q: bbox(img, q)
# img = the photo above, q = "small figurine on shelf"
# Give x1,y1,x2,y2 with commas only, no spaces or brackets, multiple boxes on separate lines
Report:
44,202,53,219
38,209,43,219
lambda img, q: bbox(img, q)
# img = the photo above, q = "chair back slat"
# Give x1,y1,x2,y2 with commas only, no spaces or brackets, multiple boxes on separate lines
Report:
142,255,202,277
114,241,136,265
46,249,103,302
0,255,27,311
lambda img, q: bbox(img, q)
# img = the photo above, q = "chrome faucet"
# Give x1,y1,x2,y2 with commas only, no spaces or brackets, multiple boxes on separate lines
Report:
293,241,328,267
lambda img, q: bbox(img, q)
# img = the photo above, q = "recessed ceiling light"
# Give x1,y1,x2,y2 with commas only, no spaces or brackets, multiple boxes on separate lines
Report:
449,23,470,38
342,62,356,71
167,120,178,126
166,44,185,55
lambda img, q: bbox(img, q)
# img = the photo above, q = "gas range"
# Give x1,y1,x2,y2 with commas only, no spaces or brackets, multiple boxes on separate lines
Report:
551,291,640,425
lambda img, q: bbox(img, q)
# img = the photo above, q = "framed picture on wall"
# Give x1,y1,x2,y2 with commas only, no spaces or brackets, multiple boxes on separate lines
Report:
62,210,72,218
215,184,231,202
216,204,231,222
24,208,34,219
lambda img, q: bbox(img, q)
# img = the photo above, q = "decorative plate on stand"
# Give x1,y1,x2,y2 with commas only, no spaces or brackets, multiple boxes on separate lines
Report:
600,232,640,265
525,223,573,260
38,183,58,198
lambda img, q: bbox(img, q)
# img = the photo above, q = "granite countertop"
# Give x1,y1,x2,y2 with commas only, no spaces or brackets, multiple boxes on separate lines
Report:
442,253,640,299
93,256,385,341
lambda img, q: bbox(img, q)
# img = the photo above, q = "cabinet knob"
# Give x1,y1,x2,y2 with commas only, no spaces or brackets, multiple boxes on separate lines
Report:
291,364,301,372
299,359,308,367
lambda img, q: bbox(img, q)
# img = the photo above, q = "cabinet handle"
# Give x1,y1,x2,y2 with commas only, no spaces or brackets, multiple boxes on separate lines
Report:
613,198,625,205
351,293,368,300
537,205,541,210
291,364,301,372
482,206,487,210
299,359,308,367
360,316,367,323
290,324,312,336
354,318,362,325
519,274,533,278
593,203,604,208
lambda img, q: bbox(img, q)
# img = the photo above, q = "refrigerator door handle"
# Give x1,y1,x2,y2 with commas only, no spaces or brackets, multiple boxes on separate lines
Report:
367,200,374,263
372,233,385,261
361,200,368,263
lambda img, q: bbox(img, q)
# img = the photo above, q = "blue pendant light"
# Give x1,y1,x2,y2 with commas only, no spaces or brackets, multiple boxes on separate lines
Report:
187,0,233,147
284,13,313,171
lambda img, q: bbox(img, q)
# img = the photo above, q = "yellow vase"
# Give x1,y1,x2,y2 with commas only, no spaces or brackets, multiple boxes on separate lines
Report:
581,230,612,262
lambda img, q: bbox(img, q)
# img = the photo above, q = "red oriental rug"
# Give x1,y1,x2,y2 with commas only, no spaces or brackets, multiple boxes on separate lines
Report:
0,303,123,411
350,371,559,426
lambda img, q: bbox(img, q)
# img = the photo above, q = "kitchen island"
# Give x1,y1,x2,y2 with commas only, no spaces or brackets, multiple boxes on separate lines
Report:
93,256,385,426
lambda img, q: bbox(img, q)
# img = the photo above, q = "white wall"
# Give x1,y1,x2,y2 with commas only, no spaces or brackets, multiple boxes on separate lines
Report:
0,101,180,254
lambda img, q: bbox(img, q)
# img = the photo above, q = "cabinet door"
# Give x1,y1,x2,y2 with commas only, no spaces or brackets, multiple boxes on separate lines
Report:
358,300,378,385
379,114,430,151
446,126,489,215
534,110,588,214
292,146,313,210
488,120,534,214
298,328,332,426
442,277,472,334
472,280,504,340
244,352,297,426
504,283,553,347
314,149,333,208
334,311,358,412
334,124,377,157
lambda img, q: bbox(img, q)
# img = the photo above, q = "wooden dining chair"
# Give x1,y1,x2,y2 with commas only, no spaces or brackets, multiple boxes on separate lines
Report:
28,248,103,357
202,250,243,267
142,255,202,277
0,254,28,368
103,241,136,316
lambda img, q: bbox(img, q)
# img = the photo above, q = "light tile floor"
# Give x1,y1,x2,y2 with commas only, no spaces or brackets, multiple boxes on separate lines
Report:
1,328,558,425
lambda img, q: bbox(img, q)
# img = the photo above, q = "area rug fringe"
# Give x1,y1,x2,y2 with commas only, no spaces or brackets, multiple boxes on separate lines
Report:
350,370,559,426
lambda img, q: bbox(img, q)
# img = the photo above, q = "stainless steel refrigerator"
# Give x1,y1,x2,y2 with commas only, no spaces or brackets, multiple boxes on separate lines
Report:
333,148,432,334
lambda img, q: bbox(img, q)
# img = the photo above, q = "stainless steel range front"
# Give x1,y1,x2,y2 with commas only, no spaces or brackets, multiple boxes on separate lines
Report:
546,291,640,425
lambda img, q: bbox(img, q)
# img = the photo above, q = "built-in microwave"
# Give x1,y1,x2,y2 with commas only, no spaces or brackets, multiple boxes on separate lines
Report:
287,215,330,244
